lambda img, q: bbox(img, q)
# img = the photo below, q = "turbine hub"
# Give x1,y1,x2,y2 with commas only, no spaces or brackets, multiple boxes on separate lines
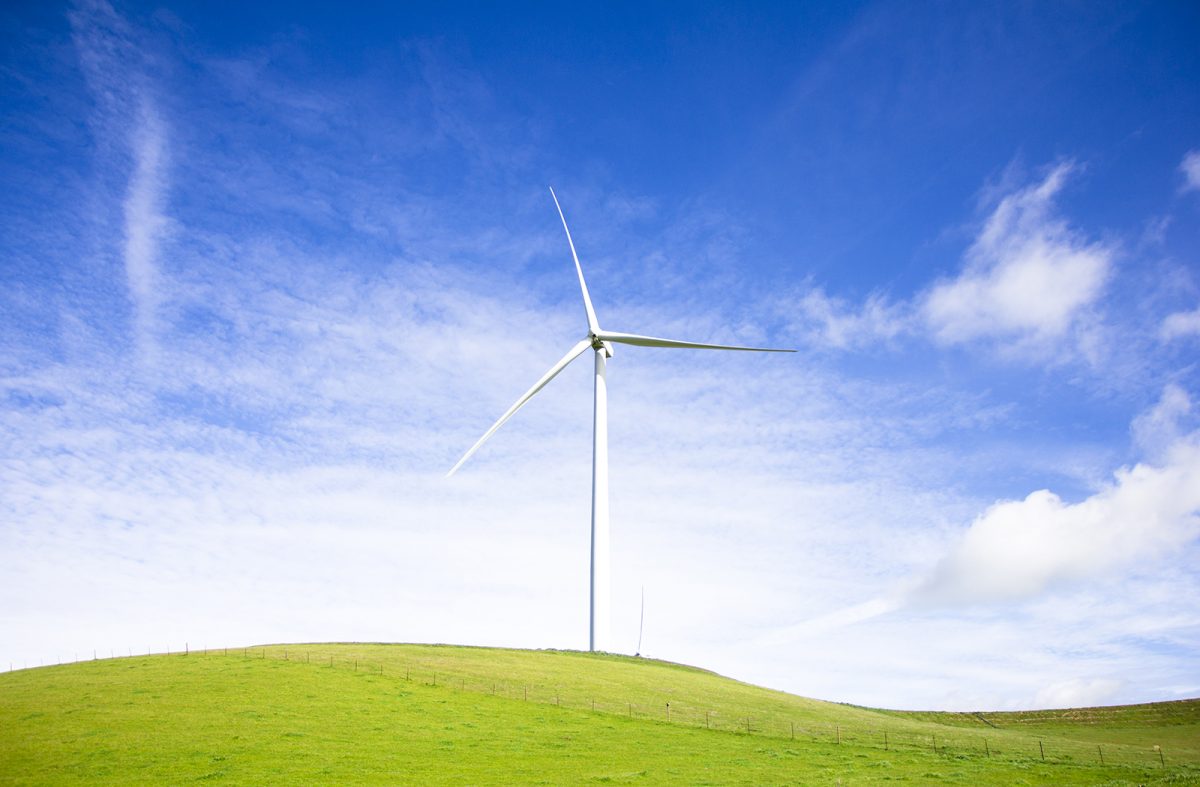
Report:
590,334,614,357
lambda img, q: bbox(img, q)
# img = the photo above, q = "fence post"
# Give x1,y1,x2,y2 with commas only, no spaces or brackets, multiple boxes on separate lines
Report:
791,722,794,740
1039,740,1044,761
885,731,888,751
837,725,841,745
1155,745,1164,767
665,702,670,721
985,739,989,758
1097,745,1103,765
706,710,710,729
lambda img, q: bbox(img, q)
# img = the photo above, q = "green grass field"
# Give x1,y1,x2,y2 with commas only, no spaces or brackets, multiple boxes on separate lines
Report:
1,643,1196,784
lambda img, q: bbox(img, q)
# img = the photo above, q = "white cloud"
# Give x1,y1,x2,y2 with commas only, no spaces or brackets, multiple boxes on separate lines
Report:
793,163,1116,364
1181,149,1200,193
1131,384,1192,460
1034,677,1123,709
1161,305,1200,341
757,394,1200,709
792,287,908,349
123,99,169,354
69,0,170,356
911,435,1200,605
921,163,1111,354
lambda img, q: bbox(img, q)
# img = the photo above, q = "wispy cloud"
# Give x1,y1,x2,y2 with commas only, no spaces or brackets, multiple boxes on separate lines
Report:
1181,149,1200,193
791,287,908,350
921,163,1111,357
1035,678,1124,709
122,99,168,355
69,0,170,357
1161,305,1200,341
1131,384,1193,459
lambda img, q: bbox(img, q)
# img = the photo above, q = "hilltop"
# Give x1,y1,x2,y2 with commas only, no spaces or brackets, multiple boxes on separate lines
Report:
1,643,1196,784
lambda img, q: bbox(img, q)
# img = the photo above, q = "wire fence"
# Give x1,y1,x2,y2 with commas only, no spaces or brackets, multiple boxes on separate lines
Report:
238,646,1185,773
7,645,1188,775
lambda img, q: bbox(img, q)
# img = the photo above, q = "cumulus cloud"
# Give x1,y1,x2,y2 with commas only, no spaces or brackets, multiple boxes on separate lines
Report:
911,435,1200,605
921,163,1111,354
1181,150,1200,193
794,163,1114,363
1161,305,1200,341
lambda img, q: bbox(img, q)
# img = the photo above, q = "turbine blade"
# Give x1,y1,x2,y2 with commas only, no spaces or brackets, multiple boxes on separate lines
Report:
549,187,601,334
598,330,795,353
446,337,594,477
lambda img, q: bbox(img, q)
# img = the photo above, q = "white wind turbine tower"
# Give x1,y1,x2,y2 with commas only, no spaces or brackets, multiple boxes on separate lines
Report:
448,188,793,652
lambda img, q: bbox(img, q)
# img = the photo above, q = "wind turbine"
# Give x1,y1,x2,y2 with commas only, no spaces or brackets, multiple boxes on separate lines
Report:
447,188,793,652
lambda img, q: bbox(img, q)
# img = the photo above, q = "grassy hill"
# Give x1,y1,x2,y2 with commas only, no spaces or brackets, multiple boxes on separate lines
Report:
1,643,1196,784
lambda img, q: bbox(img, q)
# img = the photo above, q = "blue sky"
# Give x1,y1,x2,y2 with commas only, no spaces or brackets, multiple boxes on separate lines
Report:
2,0,1199,710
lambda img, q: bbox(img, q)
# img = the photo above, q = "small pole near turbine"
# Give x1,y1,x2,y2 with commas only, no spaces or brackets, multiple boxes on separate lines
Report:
636,585,645,656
